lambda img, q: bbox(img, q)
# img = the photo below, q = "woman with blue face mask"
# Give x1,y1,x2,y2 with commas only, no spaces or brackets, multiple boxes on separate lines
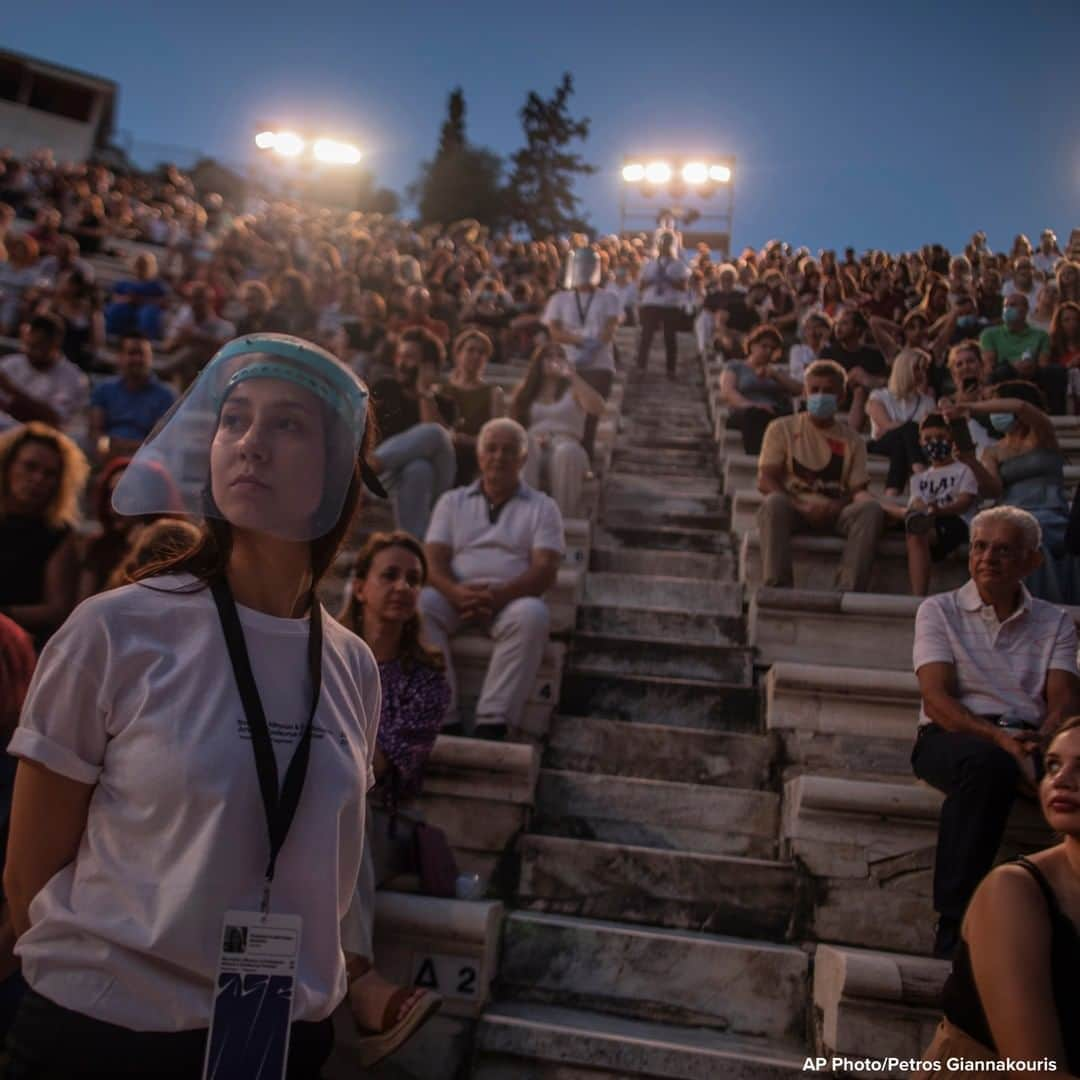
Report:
947,380,1080,604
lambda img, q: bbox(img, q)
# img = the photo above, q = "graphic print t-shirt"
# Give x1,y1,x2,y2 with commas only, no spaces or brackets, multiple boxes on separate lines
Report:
909,462,978,522
758,412,868,501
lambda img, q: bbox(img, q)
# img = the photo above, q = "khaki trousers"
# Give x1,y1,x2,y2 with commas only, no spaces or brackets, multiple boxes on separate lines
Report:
757,492,884,591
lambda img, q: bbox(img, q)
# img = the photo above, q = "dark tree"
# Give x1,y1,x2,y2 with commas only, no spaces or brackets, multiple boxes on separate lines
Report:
411,88,508,227
505,73,595,237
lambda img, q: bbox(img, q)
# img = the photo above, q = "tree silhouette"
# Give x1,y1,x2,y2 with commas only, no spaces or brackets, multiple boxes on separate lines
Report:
411,88,508,227
505,73,595,237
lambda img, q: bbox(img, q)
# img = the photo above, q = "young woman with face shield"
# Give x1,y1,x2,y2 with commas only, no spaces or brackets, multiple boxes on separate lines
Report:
4,334,392,1079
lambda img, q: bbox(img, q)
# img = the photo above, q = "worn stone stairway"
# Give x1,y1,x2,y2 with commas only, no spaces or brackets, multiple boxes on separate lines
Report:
472,339,811,1078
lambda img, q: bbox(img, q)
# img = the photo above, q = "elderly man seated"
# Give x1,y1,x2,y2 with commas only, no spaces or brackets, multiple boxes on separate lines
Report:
912,506,1080,958
756,359,885,591
420,418,564,741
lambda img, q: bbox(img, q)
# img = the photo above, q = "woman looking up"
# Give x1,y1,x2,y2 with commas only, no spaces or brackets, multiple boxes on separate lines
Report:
4,333,388,1078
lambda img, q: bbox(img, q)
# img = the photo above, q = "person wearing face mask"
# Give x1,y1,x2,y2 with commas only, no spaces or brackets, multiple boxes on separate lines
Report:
756,360,885,592
948,382,1079,604
981,294,1062,414
880,415,979,596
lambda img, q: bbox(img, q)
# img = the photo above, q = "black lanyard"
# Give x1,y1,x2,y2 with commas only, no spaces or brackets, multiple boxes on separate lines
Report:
574,289,596,325
211,576,323,913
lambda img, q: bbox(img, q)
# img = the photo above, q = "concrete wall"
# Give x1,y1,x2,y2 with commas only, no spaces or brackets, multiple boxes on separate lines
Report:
0,98,104,162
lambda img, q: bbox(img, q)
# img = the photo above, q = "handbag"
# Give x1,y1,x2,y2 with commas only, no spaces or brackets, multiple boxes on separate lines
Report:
367,801,458,898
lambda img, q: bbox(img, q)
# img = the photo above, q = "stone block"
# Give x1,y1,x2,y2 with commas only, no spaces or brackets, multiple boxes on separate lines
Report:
499,911,808,1040
570,633,754,685
812,944,947,1070
589,544,735,581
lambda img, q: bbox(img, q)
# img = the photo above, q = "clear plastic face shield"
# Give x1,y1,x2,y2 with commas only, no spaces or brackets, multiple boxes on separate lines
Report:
654,229,680,258
112,334,381,542
564,248,602,289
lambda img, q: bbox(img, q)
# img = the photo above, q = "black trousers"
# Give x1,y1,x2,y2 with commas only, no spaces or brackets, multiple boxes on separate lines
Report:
5,988,335,1079
578,367,614,462
726,408,776,456
911,723,1020,921
1033,363,1068,417
636,305,681,374
868,421,925,493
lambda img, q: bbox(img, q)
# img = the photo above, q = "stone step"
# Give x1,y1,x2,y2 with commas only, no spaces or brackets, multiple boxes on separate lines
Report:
570,632,754,685
608,459,717,479
518,834,797,940
590,544,735,580
560,669,760,731
578,603,745,646
615,432,716,454
605,472,722,504
601,518,728,551
739,529,968,595
813,944,948,1068
534,769,779,858
584,572,741,615
498,912,809,1041
782,773,1054,955
612,446,715,472
546,715,774,788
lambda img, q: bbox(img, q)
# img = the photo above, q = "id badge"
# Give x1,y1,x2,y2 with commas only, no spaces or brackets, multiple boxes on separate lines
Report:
202,911,303,1080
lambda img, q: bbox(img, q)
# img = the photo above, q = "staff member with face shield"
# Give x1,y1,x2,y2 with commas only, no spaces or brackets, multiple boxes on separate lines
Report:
636,230,690,378
3,334,391,1079
756,359,886,592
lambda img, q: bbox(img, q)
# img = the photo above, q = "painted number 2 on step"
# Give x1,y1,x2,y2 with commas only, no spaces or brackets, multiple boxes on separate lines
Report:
412,953,480,998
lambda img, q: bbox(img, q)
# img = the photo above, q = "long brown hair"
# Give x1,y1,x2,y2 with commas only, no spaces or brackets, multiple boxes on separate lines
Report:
337,531,444,672
0,422,89,530
511,340,569,427
132,400,378,595
1049,300,1080,361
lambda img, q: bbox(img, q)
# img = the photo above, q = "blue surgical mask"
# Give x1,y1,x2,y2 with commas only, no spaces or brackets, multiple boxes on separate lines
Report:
1003,306,1023,325
990,412,1016,435
807,392,838,419
957,314,976,329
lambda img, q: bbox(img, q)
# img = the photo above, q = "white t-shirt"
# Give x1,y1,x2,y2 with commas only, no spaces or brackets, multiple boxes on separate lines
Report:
639,256,690,308
788,344,818,383
908,461,979,521
10,574,380,1031
0,352,90,432
426,480,564,584
866,388,935,440
542,288,621,373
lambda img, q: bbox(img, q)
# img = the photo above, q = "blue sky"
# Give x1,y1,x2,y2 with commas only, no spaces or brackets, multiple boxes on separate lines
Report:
5,1,1078,252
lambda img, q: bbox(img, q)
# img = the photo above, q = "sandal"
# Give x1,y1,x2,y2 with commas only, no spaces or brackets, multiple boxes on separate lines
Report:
347,970,442,1068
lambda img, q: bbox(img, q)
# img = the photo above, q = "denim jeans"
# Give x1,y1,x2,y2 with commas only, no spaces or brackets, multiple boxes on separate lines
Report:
376,423,457,539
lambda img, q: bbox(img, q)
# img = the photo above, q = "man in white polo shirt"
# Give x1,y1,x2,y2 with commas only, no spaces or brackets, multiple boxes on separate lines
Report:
421,417,564,740
912,506,1080,958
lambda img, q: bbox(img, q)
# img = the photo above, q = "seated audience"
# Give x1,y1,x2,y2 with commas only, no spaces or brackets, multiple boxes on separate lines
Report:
160,282,235,388
77,457,135,601
441,330,504,485
391,286,450,345
267,270,318,337
232,280,276,337
88,333,175,463
104,253,170,341
788,312,831,383
0,423,87,645
0,235,41,335
912,507,1080,959
702,262,759,360
756,360,885,591
420,418,562,740
719,324,801,455
511,341,605,517
0,314,90,434
103,518,201,591
980,293,1061,413
921,716,1080,1076
958,382,1079,604
866,347,936,495
369,328,457,539
49,269,105,372
883,413,979,596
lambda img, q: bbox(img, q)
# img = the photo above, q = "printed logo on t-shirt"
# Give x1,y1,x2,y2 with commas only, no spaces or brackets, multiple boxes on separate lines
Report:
792,440,846,497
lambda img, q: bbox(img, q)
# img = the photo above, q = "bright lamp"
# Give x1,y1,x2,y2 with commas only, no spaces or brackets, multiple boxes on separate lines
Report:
644,161,672,184
709,164,732,183
682,162,708,185
313,138,363,166
254,131,276,150
271,131,305,157
622,163,645,183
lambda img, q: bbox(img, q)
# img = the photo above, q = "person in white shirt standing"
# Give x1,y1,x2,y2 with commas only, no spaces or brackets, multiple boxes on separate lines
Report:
636,230,690,378
4,334,392,1078
542,247,620,458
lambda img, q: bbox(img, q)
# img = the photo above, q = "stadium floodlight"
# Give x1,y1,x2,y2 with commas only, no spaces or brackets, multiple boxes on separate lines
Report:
254,131,276,150
313,138,363,166
270,131,305,157
644,161,672,184
621,163,645,183
709,164,732,183
682,162,709,185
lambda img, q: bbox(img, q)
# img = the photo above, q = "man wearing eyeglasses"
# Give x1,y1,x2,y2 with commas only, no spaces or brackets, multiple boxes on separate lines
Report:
911,506,1080,959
